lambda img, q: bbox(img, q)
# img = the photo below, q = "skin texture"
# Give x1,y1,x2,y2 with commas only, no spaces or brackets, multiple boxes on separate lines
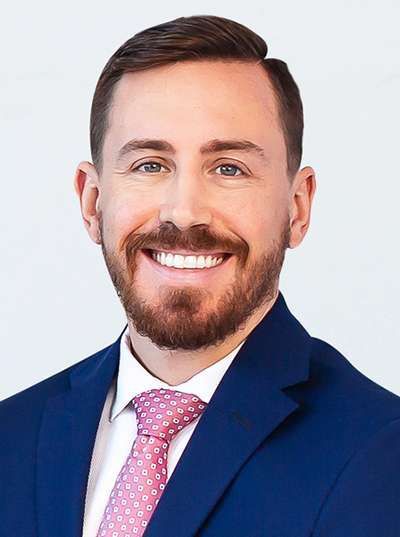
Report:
74,59,316,385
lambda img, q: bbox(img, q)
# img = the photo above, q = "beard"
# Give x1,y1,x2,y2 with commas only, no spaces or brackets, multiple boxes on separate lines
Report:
99,214,291,351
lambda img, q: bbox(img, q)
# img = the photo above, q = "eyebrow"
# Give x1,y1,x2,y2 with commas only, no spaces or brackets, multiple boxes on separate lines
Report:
115,138,268,165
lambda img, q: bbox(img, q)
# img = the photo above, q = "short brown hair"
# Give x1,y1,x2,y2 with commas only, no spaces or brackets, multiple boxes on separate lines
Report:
90,15,304,180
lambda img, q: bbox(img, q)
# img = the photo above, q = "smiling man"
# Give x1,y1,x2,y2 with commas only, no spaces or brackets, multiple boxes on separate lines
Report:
1,14,400,537
81,56,299,385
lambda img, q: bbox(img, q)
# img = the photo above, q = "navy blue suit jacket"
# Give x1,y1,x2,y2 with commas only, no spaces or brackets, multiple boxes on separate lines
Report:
1,291,400,536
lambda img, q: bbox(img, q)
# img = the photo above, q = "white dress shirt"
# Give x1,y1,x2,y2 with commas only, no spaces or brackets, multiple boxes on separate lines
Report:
82,326,248,537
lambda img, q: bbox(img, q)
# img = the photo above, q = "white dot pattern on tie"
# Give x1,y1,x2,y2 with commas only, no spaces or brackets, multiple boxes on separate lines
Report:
96,387,207,537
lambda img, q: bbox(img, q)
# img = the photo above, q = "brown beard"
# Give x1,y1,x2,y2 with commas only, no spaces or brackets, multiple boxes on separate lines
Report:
99,215,291,351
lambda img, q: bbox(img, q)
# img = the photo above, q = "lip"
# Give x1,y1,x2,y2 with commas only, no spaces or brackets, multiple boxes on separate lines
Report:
145,248,230,257
139,249,234,283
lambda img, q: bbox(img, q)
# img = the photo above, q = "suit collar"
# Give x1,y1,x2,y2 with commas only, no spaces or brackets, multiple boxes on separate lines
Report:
36,327,125,537
144,290,312,537
110,326,247,421
36,290,312,537
68,324,127,389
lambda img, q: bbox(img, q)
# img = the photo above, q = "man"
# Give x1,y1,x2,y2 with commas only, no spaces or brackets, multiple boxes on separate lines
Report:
1,13,400,537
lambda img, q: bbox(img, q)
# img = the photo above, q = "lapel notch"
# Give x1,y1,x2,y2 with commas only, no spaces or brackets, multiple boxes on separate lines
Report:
144,291,312,537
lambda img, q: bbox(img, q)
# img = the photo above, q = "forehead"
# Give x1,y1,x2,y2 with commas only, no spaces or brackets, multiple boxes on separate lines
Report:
104,60,282,159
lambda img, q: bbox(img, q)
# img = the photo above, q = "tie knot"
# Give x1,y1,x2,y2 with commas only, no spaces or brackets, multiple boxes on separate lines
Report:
132,388,207,443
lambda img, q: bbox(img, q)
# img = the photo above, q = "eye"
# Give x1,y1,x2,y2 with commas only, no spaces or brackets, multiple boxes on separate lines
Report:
215,163,245,177
131,160,246,177
132,161,168,173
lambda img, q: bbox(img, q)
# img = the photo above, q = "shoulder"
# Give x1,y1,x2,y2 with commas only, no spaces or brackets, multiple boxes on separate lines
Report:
301,337,400,535
0,342,114,426
308,336,400,417
310,415,400,536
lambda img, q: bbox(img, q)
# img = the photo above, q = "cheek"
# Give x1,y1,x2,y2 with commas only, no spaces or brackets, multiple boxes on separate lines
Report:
237,198,287,253
236,196,274,242
101,196,150,247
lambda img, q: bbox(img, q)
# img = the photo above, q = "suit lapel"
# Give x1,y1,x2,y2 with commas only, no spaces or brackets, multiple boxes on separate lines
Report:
144,291,312,537
35,291,312,537
36,329,125,537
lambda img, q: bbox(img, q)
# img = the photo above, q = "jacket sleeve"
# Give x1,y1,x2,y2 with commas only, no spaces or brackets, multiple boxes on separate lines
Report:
311,417,400,537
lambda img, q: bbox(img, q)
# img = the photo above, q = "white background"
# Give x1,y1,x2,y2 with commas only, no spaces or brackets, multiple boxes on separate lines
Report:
1,0,399,400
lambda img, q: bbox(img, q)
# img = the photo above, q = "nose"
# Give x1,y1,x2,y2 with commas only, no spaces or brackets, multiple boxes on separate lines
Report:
158,173,212,230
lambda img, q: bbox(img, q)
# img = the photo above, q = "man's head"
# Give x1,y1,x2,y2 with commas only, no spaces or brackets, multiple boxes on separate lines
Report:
74,15,316,351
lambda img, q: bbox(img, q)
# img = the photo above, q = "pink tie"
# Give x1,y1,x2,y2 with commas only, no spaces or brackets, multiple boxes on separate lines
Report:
96,387,207,537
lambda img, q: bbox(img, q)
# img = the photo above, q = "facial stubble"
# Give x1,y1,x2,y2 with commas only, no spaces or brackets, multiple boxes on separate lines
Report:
99,214,291,351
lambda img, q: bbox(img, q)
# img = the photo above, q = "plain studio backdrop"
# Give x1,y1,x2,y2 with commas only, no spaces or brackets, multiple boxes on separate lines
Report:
0,1,399,401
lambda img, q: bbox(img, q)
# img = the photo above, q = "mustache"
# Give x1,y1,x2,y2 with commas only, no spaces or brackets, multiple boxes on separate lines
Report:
121,222,247,261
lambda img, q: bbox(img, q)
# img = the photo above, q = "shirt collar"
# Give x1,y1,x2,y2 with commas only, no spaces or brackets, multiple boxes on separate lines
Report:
109,326,247,422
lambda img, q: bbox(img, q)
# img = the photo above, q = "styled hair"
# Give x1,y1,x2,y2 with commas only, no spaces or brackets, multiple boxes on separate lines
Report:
90,15,304,180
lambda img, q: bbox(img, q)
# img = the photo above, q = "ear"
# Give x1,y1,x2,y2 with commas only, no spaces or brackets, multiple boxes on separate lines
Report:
288,166,317,249
73,161,101,244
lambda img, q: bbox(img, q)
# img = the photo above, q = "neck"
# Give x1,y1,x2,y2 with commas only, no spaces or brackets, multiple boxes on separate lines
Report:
126,291,279,385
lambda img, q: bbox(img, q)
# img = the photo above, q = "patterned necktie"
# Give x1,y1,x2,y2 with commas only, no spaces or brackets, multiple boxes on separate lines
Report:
96,387,207,537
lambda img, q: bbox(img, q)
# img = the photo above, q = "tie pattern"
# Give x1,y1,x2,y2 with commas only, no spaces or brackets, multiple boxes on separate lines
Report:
96,388,207,537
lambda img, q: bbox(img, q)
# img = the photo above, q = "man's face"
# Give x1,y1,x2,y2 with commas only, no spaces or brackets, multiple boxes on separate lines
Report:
92,60,295,351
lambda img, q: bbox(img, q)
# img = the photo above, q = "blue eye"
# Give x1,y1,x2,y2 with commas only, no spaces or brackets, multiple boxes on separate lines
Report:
134,161,166,173
132,161,245,177
216,164,244,177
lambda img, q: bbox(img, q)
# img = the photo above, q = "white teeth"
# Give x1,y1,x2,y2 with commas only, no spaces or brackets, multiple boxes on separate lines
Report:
150,251,225,269
183,255,197,268
165,253,174,267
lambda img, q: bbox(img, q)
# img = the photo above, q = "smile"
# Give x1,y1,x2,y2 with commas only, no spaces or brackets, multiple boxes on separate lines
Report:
148,249,229,269
140,249,233,281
